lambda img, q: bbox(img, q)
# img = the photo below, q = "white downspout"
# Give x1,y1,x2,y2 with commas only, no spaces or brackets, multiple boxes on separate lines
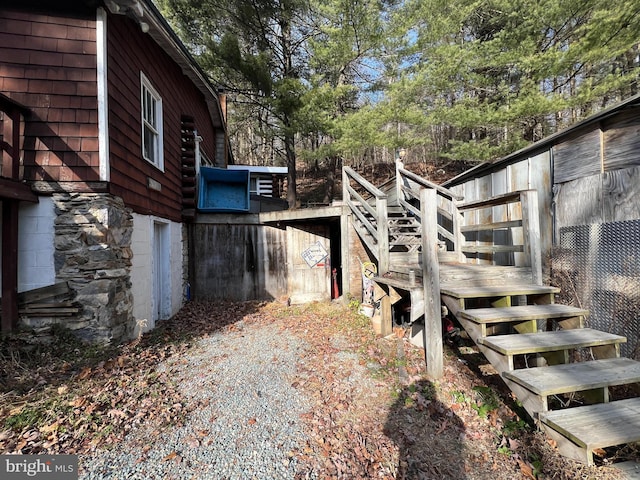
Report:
97,7,110,181
194,129,203,176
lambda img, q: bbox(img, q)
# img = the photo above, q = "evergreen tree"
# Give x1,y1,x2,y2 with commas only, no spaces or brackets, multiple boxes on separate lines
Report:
161,0,310,207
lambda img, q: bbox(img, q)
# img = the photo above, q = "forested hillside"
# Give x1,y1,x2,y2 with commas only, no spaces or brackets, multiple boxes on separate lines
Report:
159,0,640,205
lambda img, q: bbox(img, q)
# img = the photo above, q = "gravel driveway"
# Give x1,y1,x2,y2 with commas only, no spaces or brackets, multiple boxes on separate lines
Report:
80,318,314,479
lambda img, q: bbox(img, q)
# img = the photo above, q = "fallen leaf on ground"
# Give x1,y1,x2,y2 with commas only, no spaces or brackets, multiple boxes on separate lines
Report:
162,451,177,461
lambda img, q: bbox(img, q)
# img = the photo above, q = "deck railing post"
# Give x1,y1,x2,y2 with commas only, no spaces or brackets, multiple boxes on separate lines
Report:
342,168,349,205
520,190,542,285
420,188,443,379
395,159,404,207
376,196,389,275
375,195,391,336
451,200,465,262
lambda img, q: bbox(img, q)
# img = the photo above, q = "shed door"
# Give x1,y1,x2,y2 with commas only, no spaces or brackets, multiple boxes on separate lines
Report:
287,224,331,303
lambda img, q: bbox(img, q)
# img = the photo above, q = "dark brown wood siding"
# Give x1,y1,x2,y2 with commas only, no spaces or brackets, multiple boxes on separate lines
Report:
0,8,99,182
107,15,217,222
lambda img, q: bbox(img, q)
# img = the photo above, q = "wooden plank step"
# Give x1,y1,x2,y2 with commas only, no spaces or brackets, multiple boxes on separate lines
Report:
18,307,80,316
441,284,560,299
438,263,533,286
17,282,70,306
541,398,640,462
458,304,588,325
503,357,640,396
479,328,626,356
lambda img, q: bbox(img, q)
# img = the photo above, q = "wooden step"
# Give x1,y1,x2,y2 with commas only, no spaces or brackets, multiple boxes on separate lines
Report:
540,397,640,465
458,304,588,337
439,263,533,286
442,284,559,310
479,328,626,356
503,357,640,397
459,304,588,325
441,284,560,300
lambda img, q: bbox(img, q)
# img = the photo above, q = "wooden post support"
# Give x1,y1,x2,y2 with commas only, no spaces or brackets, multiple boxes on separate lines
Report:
520,190,542,285
375,195,389,275
2,201,20,332
340,205,350,302
420,188,443,379
375,195,391,336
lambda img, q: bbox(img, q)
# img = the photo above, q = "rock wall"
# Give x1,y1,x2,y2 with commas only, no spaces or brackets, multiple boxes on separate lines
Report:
52,193,134,343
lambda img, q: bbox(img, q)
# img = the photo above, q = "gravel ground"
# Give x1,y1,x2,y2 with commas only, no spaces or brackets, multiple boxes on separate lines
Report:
79,319,313,479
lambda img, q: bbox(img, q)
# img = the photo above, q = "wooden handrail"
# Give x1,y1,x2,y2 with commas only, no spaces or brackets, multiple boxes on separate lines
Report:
342,166,389,273
343,166,387,199
458,191,524,210
456,189,542,284
398,165,463,201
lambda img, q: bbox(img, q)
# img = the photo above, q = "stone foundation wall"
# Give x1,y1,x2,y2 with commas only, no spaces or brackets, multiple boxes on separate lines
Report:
52,193,134,343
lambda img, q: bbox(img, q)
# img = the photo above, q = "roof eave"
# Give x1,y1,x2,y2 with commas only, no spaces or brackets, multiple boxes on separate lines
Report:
443,92,640,187
106,0,226,131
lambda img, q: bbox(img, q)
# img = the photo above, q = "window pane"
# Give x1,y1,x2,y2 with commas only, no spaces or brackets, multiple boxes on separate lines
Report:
141,74,162,169
144,125,156,163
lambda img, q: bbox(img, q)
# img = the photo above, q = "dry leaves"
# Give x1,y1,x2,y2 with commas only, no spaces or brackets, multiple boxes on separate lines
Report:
1,300,634,480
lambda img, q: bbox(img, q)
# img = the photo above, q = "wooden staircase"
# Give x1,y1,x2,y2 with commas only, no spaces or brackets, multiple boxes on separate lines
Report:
441,280,640,466
342,164,640,470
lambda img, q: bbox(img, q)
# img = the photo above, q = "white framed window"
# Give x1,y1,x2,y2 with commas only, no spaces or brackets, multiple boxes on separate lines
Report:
140,72,164,170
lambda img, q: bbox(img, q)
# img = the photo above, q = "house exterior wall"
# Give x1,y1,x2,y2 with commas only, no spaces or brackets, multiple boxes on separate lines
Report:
106,14,217,222
130,212,152,333
1,4,224,341
0,7,100,183
552,107,640,233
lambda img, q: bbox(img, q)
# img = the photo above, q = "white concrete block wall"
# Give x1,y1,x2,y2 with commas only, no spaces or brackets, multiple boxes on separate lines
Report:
169,221,184,316
130,213,184,337
16,198,56,293
131,213,153,334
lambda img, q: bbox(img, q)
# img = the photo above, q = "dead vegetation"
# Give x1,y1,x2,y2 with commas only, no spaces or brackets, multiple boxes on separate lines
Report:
1,300,635,478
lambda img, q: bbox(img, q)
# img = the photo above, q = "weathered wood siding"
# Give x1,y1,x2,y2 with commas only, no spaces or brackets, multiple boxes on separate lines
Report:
191,223,288,301
107,15,217,222
553,129,602,184
603,109,640,171
447,152,552,270
0,7,100,183
287,224,331,303
553,105,640,231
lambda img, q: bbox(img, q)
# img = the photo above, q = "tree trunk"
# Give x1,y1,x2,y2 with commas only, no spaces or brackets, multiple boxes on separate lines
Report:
323,156,337,204
285,127,297,209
